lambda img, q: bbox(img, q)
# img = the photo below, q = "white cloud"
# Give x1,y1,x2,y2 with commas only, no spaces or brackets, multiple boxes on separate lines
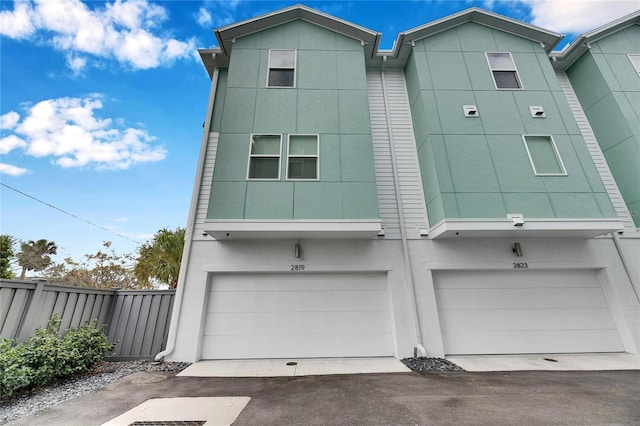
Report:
4,95,166,170
0,0,196,70
0,163,30,176
66,54,87,74
0,111,21,129
0,135,27,154
197,0,244,29
196,7,212,27
512,0,640,34
0,1,36,38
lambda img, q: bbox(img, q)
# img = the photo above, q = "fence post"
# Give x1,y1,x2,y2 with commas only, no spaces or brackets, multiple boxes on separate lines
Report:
16,278,47,341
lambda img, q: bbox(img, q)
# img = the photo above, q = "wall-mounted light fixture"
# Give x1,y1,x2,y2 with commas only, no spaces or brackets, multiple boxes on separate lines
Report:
294,243,301,258
512,242,523,257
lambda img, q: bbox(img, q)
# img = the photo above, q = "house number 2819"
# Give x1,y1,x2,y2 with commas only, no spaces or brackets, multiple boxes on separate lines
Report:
290,264,305,271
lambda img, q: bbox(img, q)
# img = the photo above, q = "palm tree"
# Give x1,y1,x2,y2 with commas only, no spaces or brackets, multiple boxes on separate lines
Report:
134,227,185,289
17,239,58,280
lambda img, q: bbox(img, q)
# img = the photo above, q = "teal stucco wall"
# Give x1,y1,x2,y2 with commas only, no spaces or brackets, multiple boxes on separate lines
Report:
207,20,378,220
566,26,640,226
405,22,613,225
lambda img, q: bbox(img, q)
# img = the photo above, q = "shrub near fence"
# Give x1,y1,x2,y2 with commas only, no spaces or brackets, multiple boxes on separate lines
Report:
0,279,175,360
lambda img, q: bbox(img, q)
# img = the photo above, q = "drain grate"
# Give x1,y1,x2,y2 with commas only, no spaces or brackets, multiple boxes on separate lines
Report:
129,421,206,426
543,358,558,363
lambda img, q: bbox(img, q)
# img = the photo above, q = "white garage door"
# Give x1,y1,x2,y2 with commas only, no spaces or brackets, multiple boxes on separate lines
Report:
202,272,394,359
434,270,624,355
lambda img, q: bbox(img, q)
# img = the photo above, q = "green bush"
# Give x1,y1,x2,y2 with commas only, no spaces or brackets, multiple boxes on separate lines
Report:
0,315,116,399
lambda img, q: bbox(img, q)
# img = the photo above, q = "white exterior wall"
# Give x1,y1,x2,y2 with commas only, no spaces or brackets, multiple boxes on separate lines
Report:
167,238,419,362
408,237,640,356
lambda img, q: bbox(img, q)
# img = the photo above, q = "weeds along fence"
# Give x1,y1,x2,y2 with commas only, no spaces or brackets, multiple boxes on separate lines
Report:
0,279,175,360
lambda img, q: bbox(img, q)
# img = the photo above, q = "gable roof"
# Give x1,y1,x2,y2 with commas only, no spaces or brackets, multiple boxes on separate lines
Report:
551,10,640,70
376,7,563,68
200,4,379,74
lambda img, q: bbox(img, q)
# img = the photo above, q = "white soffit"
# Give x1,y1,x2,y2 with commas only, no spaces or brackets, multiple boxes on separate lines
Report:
428,218,625,239
204,220,383,240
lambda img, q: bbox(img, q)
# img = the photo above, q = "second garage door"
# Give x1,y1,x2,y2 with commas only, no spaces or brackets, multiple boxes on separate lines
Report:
434,269,624,355
202,272,393,359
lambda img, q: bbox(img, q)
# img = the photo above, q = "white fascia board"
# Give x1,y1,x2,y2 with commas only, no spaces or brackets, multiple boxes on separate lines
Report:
204,219,382,240
428,218,624,239
395,7,562,56
551,11,640,70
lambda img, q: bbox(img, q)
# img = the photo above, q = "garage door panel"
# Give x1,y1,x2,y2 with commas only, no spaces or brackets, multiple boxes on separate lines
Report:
212,273,385,292
202,272,393,359
207,289,388,313
436,288,610,310
439,308,619,332
434,270,624,354
435,270,600,289
442,330,625,355
202,332,393,359
205,310,392,335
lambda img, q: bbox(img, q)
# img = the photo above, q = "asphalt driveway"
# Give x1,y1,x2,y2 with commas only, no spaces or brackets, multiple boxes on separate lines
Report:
7,369,640,425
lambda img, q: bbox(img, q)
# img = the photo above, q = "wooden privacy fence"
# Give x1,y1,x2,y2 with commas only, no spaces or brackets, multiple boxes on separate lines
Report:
0,279,175,360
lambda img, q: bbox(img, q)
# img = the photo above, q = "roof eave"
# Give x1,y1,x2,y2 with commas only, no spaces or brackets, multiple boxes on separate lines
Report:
390,7,562,64
552,11,640,71
213,4,379,65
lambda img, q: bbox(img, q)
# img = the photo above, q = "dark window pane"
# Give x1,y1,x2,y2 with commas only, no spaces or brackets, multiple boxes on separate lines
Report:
493,71,520,88
268,69,294,87
288,158,317,179
249,158,279,178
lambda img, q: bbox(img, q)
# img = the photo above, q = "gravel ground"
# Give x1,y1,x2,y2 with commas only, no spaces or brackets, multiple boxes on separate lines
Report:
401,357,465,372
0,360,190,425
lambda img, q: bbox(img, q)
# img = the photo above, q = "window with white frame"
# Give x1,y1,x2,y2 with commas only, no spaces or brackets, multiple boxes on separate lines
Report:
486,52,522,89
267,50,296,87
287,135,318,180
248,134,282,179
629,54,640,75
523,135,567,176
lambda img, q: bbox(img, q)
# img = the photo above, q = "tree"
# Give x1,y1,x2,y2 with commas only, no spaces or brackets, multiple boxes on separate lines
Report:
16,239,57,280
44,241,148,289
0,234,16,279
134,227,185,289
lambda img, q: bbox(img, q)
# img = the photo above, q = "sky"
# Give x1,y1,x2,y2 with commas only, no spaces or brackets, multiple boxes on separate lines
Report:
1,0,639,270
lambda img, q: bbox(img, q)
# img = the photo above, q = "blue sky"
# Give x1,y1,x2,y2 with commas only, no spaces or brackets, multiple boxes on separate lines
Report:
1,0,638,269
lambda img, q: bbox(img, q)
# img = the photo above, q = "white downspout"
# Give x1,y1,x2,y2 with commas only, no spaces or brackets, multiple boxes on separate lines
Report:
380,64,426,357
155,60,220,362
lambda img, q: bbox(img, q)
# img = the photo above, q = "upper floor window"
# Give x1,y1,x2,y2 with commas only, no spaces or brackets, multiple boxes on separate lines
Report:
248,134,282,179
522,135,566,176
486,52,522,89
287,135,319,180
268,50,296,87
629,54,640,75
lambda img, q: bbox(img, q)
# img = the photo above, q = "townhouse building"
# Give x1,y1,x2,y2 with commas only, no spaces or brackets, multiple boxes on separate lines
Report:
159,6,639,362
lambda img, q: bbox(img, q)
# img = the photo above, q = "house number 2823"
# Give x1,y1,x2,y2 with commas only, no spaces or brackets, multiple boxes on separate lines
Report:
290,264,305,271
